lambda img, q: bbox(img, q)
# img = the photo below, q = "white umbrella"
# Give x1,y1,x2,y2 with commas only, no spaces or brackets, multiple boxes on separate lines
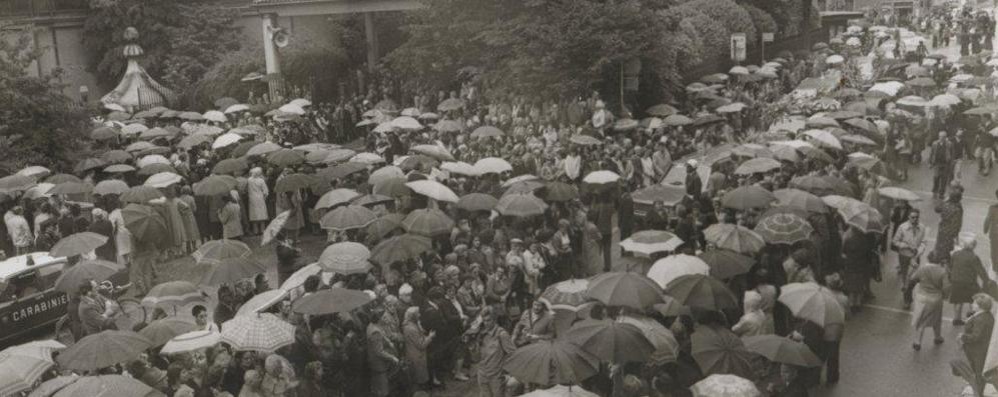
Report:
406,180,459,202
369,165,405,184
137,154,170,168
400,107,421,117
351,152,386,165
160,330,222,355
247,142,283,157
391,116,423,130
930,94,961,107
103,103,126,112
896,95,929,107
221,313,296,353
729,66,749,75
278,103,306,115
647,255,710,288
691,374,760,397
803,129,843,150
846,37,861,46
373,122,396,133
620,230,684,255
144,172,183,188
878,186,920,201
289,98,312,108
441,161,480,176
236,289,290,316
280,262,326,292
224,104,250,114
22,183,54,200
826,54,845,64
716,102,747,113
869,81,904,96
474,157,513,174
203,110,227,123
518,385,600,397
583,170,620,184
120,123,148,136
17,166,50,178
212,132,243,149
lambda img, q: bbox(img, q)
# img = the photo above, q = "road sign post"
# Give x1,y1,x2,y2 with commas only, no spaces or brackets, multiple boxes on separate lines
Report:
731,33,747,63
761,32,775,63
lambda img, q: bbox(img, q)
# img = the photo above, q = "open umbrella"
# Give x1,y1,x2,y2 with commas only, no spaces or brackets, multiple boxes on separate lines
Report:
260,211,291,246
144,172,183,188
690,374,761,397
470,125,504,139
754,212,814,244
742,335,822,367
320,162,367,181
44,173,81,185
583,170,620,185
138,318,198,347
315,188,361,210
246,141,282,157
647,255,710,288
878,186,920,201
702,224,765,254
721,185,776,210
274,173,315,194
837,201,886,233
664,274,739,310
192,239,251,265
267,149,306,167
457,193,498,212
774,188,828,213
49,374,163,397
565,320,654,363
620,230,683,255
540,279,591,311
292,287,374,315
699,250,755,280
402,208,454,236
790,175,834,195
778,282,846,327
105,164,137,174
236,290,289,316
0,341,64,396
371,234,433,266
93,180,129,196
410,144,454,161
540,181,579,202
734,158,781,175
803,129,843,150
192,175,237,197
0,174,35,192
320,204,377,231
352,193,393,207
569,135,602,146
48,182,93,196
496,193,548,217
56,330,151,371
586,272,664,309
120,186,164,204
17,166,50,178
518,385,600,397
51,232,108,258
503,340,600,386
691,327,755,378
221,313,295,353
437,98,465,112
161,330,222,355
211,158,248,175
474,157,513,174
318,241,370,272
53,259,124,293
141,281,204,308
647,104,679,117
91,126,118,140
406,180,459,202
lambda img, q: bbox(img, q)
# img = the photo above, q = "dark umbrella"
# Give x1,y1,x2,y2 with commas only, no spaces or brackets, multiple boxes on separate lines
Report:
539,181,579,202
663,274,739,310
742,335,822,367
698,250,755,280
691,327,756,379
138,318,198,347
56,330,152,371
267,149,306,167
44,174,81,185
503,340,599,386
120,186,164,204
193,175,238,196
370,234,433,265
586,272,664,309
212,158,249,175
565,320,655,363
275,173,316,193
50,232,108,258
292,287,374,315
53,259,124,293
121,204,168,243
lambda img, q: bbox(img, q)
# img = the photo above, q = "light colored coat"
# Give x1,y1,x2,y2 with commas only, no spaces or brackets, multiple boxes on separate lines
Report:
219,202,244,239
4,211,32,248
248,176,269,222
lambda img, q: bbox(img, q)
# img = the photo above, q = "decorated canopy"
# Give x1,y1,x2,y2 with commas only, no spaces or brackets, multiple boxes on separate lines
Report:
101,27,175,112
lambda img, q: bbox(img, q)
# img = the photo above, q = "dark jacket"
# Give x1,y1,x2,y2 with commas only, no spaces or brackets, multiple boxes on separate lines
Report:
88,218,115,262
962,310,995,372
950,248,987,285
78,296,115,336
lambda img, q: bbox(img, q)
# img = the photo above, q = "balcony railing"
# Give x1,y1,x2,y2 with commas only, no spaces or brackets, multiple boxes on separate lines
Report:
0,0,88,18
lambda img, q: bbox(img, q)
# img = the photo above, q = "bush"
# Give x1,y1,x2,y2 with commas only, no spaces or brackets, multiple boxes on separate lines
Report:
742,3,779,39
676,0,758,47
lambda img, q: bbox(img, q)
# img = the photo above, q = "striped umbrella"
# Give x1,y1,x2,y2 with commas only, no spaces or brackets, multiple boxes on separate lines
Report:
318,242,371,273
192,239,252,265
141,281,204,308
620,230,684,255
0,341,65,396
221,313,295,353
702,223,766,254
540,279,592,311
319,204,377,231
754,212,814,244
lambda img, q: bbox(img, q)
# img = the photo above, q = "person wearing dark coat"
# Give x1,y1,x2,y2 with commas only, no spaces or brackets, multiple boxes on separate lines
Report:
618,190,634,242
960,293,995,397
88,209,116,262
950,238,988,325
841,226,877,312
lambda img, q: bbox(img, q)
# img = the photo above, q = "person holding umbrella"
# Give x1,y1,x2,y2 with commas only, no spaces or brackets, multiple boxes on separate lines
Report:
218,192,244,241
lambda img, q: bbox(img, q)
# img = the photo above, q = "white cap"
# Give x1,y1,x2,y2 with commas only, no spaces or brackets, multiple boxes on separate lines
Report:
399,283,413,296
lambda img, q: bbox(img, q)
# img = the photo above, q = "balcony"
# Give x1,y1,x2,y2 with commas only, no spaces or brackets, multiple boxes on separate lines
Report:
0,0,88,19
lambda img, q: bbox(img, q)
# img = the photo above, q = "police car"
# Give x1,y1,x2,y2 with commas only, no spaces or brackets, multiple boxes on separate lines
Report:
0,252,128,345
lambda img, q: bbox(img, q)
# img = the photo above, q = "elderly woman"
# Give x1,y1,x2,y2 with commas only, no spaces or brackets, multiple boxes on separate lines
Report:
910,251,949,351
403,306,435,389
247,167,269,235
260,354,296,397
961,293,995,397
239,369,264,397
732,290,768,337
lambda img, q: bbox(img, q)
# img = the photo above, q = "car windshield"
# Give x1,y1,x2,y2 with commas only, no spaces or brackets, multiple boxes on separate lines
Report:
0,272,43,303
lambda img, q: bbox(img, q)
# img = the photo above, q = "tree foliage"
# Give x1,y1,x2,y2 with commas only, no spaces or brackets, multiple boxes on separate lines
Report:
82,0,241,100
0,31,92,174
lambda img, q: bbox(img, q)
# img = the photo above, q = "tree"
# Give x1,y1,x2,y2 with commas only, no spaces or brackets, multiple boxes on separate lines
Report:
82,0,241,103
0,31,92,175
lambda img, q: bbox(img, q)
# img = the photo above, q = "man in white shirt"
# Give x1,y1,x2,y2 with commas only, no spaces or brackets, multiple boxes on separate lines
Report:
893,209,926,309
4,207,32,256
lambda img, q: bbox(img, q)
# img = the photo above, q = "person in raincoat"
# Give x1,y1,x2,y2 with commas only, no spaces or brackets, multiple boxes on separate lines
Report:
910,251,949,351
247,167,270,234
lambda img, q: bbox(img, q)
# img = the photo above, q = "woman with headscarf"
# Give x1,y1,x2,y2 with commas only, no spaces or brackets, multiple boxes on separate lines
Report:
261,354,297,397
247,167,270,235
402,306,435,390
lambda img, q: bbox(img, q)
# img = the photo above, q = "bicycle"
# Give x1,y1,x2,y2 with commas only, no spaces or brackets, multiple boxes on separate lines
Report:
54,280,146,345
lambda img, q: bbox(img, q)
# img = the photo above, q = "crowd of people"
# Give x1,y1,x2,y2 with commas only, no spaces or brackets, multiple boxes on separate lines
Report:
5,8,998,397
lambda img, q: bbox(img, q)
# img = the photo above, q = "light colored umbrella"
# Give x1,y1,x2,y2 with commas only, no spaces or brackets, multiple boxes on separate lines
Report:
703,224,766,254
319,241,371,272
48,182,93,196
320,204,377,231
716,102,747,113
49,374,162,397
120,123,148,136
729,66,749,75
17,165,50,178
369,165,405,185
778,282,846,327
260,211,291,246
50,232,108,258
583,170,620,184
26,375,78,397
803,129,842,150
221,313,296,353
350,152,386,165
289,98,311,107
136,154,169,168
838,201,886,233
144,172,183,188
690,374,761,397
441,161,480,176
405,180,459,202
496,193,548,217
878,186,919,201
773,188,829,213
192,239,251,265
826,54,844,64
391,116,422,130
620,230,683,255
247,141,283,157
237,289,289,316
930,93,961,107
278,103,306,115
647,255,710,288
22,183,54,200
160,330,222,355
141,280,204,308
0,341,65,396
212,132,243,149
569,134,603,145
315,188,361,210
203,110,227,123
734,157,781,175
517,385,600,397
279,263,323,292
224,104,250,114
410,144,455,161
471,125,505,139
754,212,814,244
540,279,591,311
475,157,513,174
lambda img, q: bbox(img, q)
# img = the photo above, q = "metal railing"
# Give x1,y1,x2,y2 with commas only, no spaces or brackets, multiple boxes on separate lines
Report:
0,0,88,18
